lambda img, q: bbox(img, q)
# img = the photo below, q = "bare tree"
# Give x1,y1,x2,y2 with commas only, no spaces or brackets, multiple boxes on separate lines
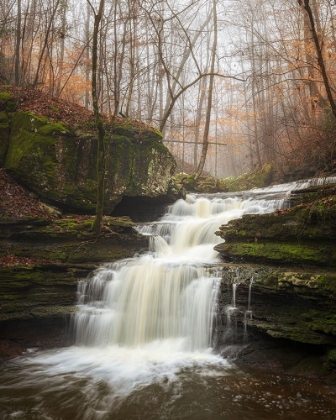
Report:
301,0,336,118
195,0,217,180
86,0,106,233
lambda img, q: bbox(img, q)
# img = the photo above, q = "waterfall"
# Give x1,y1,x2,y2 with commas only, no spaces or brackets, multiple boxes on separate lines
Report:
73,192,287,354
74,261,220,351
248,276,253,311
3,178,335,419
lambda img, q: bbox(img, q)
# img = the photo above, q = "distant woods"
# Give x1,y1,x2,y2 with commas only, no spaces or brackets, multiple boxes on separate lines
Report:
1,0,336,178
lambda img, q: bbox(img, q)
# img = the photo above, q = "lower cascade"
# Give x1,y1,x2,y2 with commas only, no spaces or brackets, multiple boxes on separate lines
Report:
1,178,336,420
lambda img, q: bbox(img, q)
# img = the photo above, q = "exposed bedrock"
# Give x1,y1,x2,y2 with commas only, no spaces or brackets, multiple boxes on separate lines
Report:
0,94,183,214
214,184,336,380
0,216,148,361
215,184,336,267
215,265,336,381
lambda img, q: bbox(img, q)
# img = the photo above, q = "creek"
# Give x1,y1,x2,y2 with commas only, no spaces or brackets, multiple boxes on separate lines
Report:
1,178,336,420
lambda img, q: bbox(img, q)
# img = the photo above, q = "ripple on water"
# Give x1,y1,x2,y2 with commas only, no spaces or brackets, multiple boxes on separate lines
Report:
1,349,336,420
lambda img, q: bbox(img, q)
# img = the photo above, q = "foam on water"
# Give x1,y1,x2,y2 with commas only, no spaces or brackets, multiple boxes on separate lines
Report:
1,177,336,419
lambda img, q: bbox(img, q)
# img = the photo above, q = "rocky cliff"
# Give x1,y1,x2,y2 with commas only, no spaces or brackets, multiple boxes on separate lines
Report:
214,183,336,382
0,215,148,361
0,85,180,361
0,86,182,214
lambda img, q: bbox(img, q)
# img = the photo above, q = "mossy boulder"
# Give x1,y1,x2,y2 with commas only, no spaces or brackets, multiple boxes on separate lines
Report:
0,92,17,113
219,163,273,192
0,91,17,166
4,111,177,213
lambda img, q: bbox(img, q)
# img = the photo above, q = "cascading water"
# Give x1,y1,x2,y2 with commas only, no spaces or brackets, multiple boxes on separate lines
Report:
72,192,285,355
1,177,336,420
74,260,220,351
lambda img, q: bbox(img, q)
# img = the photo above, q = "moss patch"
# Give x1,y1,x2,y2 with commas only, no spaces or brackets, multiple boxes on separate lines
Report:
0,92,17,112
0,111,10,166
218,241,335,266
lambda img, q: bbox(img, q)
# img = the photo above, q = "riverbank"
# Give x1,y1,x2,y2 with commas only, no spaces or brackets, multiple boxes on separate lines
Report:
213,179,336,383
1,174,336,382
0,167,149,360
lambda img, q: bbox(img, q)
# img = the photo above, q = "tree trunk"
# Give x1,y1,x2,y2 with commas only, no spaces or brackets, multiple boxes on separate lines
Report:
88,0,106,233
194,0,217,181
303,0,336,119
14,0,21,85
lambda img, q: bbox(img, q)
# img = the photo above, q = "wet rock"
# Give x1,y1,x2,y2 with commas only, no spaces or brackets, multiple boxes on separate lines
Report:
215,264,336,381
215,184,336,266
0,216,148,362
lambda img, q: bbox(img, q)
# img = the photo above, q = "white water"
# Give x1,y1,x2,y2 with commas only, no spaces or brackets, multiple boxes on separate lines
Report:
73,190,288,352
4,188,285,402
33,188,284,398
2,177,336,419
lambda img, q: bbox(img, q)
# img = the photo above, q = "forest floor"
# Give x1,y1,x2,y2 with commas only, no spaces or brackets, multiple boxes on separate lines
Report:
0,168,53,220
0,168,56,268
1,84,154,132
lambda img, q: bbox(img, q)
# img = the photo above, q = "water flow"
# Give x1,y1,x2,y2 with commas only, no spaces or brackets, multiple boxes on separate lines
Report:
2,179,336,419
73,193,285,354
248,276,253,311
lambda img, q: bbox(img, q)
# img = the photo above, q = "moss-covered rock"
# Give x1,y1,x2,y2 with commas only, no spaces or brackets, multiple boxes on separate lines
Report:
224,163,273,192
0,92,17,112
0,215,147,264
215,184,336,267
216,265,336,380
0,111,10,166
4,110,177,213
0,215,149,361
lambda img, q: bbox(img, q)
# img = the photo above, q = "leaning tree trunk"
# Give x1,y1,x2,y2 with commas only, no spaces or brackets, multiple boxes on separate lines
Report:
303,0,336,119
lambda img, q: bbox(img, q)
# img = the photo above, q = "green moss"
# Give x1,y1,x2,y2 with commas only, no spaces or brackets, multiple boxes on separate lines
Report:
327,348,336,363
214,164,274,192
39,121,70,135
0,92,17,112
0,92,11,101
0,111,10,166
3,106,176,213
111,120,162,142
221,241,335,266
310,274,336,292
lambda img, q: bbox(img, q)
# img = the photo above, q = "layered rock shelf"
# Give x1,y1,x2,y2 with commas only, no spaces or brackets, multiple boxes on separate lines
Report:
0,216,148,361
215,183,336,381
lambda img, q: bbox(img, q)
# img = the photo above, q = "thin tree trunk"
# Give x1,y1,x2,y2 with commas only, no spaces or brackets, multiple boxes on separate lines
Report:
195,0,217,180
85,1,91,108
14,0,21,85
88,0,106,233
303,0,336,119
32,0,60,88
55,1,67,97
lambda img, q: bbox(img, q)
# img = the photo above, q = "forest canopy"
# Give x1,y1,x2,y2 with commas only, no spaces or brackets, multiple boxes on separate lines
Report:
1,0,335,179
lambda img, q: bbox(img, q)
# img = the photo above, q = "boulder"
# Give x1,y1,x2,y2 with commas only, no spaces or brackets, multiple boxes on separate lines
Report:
4,109,179,213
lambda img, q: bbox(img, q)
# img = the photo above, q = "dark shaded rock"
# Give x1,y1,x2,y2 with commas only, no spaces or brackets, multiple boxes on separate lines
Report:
4,110,179,213
0,216,148,362
214,264,336,382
